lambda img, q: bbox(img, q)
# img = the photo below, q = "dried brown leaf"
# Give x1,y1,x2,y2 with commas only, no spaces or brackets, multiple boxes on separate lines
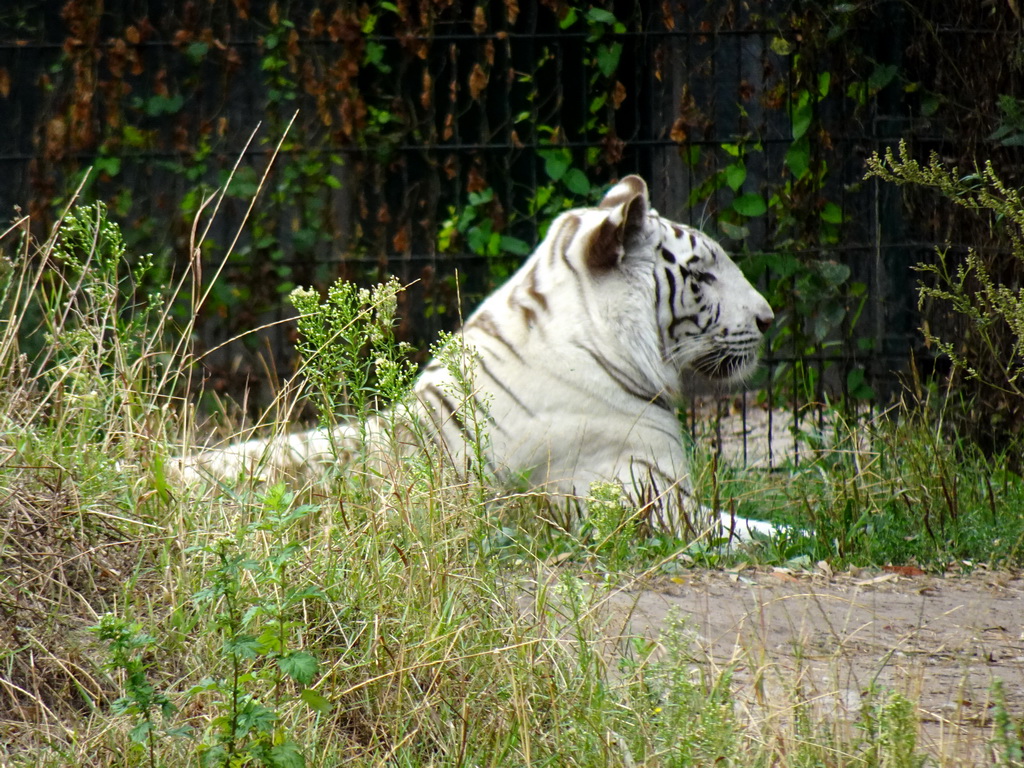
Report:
472,6,487,34
469,63,488,100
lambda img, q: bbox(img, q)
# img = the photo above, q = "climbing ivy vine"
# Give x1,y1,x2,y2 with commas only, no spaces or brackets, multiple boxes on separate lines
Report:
4,1,1014,410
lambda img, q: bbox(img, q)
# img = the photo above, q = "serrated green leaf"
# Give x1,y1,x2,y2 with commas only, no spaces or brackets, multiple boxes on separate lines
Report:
224,634,263,659
269,742,306,768
288,585,326,602
128,720,155,744
732,193,767,218
165,724,194,739
766,252,801,279
564,168,591,196
300,688,333,714
235,701,278,735
278,651,319,685
200,745,229,768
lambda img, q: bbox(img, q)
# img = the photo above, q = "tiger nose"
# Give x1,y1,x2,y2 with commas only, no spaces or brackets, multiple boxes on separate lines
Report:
755,309,774,335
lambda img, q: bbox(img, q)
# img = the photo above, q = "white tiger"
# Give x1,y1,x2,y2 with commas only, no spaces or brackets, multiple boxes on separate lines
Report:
180,175,774,539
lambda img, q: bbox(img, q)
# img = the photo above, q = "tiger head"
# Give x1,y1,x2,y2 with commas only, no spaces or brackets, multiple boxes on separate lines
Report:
590,175,774,387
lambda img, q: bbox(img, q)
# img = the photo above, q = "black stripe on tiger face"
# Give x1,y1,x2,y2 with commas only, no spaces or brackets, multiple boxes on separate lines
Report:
465,310,525,362
417,382,487,450
524,264,548,312
581,344,673,412
477,358,535,419
668,311,713,337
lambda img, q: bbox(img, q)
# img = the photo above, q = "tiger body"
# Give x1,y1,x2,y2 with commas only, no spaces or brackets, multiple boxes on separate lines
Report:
182,176,773,537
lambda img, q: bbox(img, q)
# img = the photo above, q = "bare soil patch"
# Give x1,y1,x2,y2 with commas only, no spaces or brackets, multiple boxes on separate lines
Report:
603,567,1024,765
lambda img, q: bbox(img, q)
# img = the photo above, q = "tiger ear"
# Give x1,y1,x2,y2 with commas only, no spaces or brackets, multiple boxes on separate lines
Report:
587,175,651,271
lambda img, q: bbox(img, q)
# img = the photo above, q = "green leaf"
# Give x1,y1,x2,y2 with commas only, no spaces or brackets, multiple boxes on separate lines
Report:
847,368,874,400
818,71,831,99
122,125,146,147
500,235,532,255
791,92,813,140
539,149,570,181
718,220,749,240
770,36,793,56
165,724,194,739
563,168,591,196
94,156,121,178
200,745,229,768
732,193,767,218
772,254,802,279
814,260,851,287
820,202,843,224
847,80,868,107
868,63,898,91
128,720,155,744
586,8,617,24
269,742,306,768
724,160,746,192
596,42,622,77
785,136,810,178
917,92,937,117
812,304,846,342
278,651,319,685
235,701,278,735
145,93,184,117
186,41,209,62
223,634,263,659
300,688,333,714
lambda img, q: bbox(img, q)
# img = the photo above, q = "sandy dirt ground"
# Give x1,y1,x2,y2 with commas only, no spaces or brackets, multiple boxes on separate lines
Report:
593,567,1024,766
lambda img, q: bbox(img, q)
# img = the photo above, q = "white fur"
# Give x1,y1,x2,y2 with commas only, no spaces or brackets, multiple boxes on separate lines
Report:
177,176,775,541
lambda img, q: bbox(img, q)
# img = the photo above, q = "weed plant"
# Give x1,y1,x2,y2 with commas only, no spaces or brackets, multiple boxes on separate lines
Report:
866,141,1024,466
1,191,1018,767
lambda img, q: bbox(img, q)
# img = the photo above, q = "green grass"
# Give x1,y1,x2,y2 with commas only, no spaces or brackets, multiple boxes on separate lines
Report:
693,404,1024,572
1,199,1022,767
